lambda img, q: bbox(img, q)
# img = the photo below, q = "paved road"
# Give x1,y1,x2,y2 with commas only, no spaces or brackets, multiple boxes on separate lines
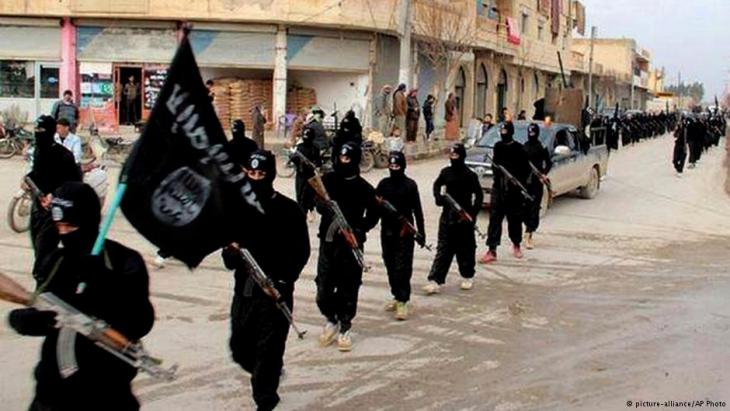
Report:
1,135,729,411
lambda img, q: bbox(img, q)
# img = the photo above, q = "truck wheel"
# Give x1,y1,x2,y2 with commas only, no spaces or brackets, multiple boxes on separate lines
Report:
579,166,600,199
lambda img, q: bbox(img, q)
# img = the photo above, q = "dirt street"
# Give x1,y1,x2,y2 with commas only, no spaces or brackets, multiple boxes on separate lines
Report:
1,134,728,411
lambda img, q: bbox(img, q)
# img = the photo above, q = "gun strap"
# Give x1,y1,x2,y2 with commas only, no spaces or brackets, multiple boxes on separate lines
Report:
33,256,64,302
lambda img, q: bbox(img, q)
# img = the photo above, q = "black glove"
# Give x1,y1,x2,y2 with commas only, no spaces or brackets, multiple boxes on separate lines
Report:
435,195,444,207
222,245,244,270
8,308,57,337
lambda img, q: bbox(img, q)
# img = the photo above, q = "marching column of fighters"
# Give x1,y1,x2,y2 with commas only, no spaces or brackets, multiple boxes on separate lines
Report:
6,115,552,411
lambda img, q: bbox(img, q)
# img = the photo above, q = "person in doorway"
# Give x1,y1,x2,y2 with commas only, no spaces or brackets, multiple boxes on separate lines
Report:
51,90,80,133
123,76,139,126
406,89,420,143
424,144,482,294
517,110,527,120
376,151,425,320
498,107,510,123
222,150,310,411
54,118,83,166
392,84,408,138
480,122,530,264
423,94,436,141
252,105,267,148
522,123,552,249
444,92,460,141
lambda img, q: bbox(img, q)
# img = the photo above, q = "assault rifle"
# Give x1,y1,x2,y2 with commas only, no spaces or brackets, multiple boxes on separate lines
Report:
483,152,535,203
526,161,555,200
375,196,432,251
0,272,177,381
307,174,368,271
442,192,487,240
238,248,307,339
24,176,44,199
290,150,318,173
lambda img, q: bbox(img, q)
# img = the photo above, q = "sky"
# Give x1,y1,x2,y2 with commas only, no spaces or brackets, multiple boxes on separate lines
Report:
579,0,730,101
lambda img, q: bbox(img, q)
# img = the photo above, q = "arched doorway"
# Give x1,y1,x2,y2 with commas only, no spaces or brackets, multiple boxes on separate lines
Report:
496,68,508,120
454,67,466,127
475,64,488,119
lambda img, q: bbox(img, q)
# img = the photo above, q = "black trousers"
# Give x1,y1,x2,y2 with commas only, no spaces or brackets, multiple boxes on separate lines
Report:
230,288,291,411
427,216,476,284
673,143,687,173
689,141,702,164
30,205,59,284
524,182,544,234
487,190,524,250
381,233,414,303
316,241,363,332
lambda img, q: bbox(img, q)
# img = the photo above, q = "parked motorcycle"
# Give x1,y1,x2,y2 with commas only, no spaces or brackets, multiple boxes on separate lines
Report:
0,126,33,159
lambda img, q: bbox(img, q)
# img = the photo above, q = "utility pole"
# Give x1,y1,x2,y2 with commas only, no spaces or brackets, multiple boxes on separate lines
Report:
398,0,412,87
587,26,597,109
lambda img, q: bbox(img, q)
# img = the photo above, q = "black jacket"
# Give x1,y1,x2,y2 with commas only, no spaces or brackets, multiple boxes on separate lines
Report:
433,164,483,224
376,174,425,237
524,139,553,175
492,140,530,193
222,192,310,296
316,172,380,245
8,240,154,410
292,141,322,179
28,143,81,195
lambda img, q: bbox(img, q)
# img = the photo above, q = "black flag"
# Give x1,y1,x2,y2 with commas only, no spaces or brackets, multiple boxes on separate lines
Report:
121,36,263,268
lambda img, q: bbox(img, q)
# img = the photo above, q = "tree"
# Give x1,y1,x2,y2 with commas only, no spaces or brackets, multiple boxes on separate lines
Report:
666,81,705,105
412,0,476,119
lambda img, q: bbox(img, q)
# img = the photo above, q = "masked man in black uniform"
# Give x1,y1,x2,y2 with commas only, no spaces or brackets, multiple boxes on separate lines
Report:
222,150,310,411
375,151,425,320
522,123,552,249
423,143,483,294
480,122,530,264
9,181,154,411
26,115,82,282
292,127,322,219
315,142,379,352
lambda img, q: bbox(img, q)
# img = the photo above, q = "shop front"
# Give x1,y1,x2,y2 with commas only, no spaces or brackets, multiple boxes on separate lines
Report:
0,18,62,123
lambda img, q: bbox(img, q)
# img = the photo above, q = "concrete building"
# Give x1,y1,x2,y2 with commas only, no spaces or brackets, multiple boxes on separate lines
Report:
0,0,579,132
571,38,652,111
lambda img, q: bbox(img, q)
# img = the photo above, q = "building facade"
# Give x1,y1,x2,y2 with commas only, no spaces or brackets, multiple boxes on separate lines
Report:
0,0,584,131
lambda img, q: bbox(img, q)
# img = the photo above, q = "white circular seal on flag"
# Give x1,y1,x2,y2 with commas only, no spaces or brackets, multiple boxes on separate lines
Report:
152,167,212,227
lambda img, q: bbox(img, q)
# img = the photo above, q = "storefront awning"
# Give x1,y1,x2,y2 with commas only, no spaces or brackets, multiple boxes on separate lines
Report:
0,25,61,61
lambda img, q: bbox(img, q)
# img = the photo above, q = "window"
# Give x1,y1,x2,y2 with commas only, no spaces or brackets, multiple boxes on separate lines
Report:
537,22,544,41
475,64,488,118
40,65,60,99
533,73,540,98
0,60,35,98
521,12,529,35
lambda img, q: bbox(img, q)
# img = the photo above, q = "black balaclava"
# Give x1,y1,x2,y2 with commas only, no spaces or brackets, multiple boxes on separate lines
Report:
246,150,277,200
34,115,56,154
528,123,540,142
302,127,315,145
388,151,406,179
231,119,246,141
334,142,361,178
450,143,466,168
499,122,515,143
51,182,101,255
